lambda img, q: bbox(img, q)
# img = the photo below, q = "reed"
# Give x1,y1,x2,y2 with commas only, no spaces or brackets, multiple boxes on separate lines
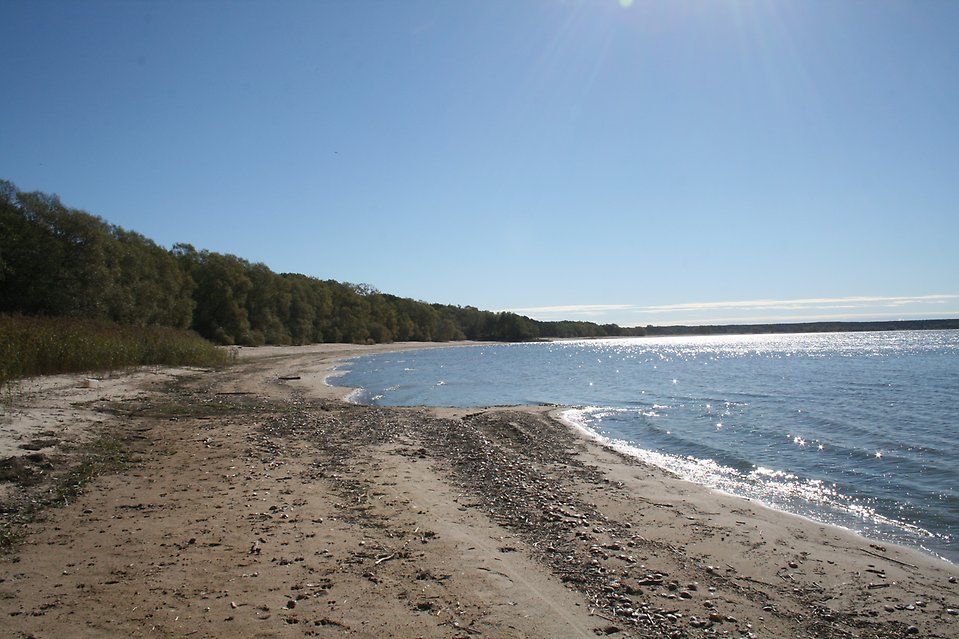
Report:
0,315,233,386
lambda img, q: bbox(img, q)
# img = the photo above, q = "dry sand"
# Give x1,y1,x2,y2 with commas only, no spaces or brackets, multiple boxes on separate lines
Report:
1,342,957,638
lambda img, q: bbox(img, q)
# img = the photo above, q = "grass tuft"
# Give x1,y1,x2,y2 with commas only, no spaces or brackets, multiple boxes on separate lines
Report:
0,524,20,550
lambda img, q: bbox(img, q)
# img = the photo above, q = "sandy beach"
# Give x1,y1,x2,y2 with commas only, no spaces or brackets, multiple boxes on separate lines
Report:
1,342,957,638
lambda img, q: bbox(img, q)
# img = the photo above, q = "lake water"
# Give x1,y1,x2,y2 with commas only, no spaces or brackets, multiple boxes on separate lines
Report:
332,331,959,562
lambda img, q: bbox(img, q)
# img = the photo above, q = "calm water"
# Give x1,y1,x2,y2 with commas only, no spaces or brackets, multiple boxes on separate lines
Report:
333,331,959,562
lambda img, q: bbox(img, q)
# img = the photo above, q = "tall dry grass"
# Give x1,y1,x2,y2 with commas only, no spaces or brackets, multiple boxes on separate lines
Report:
0,315,232,386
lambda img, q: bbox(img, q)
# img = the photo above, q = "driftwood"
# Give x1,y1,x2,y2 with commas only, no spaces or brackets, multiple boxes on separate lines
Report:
861,548,918,569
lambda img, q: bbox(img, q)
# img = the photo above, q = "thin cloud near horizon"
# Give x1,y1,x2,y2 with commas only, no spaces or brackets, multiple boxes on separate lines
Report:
635,294,959,314
651,310,959,326
507,294,959,325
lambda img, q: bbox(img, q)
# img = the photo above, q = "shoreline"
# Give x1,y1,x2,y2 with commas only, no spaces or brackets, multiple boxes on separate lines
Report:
318,340,955,568
2,343,957,637
555,408,955,568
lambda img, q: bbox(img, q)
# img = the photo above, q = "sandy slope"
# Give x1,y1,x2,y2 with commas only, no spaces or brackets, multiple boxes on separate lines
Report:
1,342,957,638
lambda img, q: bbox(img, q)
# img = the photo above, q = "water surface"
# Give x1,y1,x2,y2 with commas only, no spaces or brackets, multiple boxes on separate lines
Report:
334,331,959,562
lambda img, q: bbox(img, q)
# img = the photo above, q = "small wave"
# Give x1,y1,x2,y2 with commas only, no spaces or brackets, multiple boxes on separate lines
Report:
343,386,366,404
559,407,942,547
584,405,665,418
321,370,347,386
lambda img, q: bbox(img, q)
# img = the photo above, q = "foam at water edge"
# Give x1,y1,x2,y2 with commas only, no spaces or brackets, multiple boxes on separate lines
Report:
323,355,360,391
558,407,945,556
321,368,348,387
342,386,366,404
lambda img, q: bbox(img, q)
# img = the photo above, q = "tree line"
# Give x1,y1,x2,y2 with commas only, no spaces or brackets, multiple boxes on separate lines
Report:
0,180,644,345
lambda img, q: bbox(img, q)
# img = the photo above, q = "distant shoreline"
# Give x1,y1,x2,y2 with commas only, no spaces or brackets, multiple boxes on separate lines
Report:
635,317,959,337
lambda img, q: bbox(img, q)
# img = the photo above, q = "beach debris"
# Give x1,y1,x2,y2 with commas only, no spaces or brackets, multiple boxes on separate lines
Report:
861,548,918,569
209,385,959,639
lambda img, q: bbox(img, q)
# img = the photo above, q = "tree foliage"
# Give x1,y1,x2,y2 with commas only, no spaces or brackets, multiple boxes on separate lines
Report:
1,182,193,328
0,181,642,345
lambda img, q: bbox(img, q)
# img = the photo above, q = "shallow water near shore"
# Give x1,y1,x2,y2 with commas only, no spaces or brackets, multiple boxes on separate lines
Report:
333,330,959,562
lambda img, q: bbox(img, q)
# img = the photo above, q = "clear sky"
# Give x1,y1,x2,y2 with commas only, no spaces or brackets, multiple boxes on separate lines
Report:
2,0,957,327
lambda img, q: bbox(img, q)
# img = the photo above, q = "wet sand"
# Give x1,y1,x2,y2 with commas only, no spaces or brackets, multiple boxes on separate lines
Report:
1,342,957,638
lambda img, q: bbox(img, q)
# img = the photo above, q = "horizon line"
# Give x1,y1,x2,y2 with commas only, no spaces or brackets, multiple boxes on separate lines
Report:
506,294,959,326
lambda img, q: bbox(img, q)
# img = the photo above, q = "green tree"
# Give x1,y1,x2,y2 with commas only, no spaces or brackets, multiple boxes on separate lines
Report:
245,263,292,345
177,247,253,345
105,227,194,328
1,189,112,318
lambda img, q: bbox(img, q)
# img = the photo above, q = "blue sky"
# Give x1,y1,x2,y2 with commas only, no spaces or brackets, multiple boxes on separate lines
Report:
2,0,957,327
